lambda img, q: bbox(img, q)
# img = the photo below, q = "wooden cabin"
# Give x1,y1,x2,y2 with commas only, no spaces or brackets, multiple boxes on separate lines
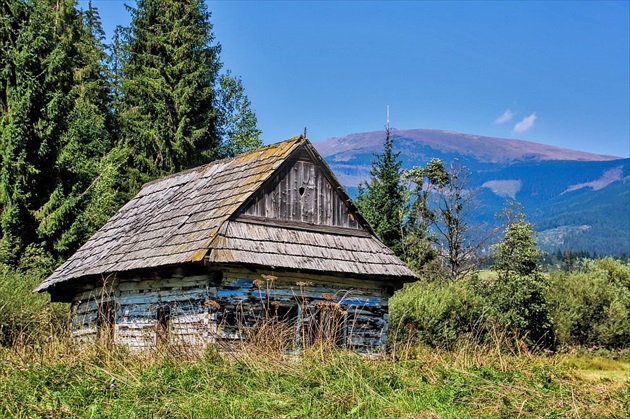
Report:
35,136,416,351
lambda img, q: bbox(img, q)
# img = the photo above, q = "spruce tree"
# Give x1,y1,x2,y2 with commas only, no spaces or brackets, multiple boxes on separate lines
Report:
37,1,117,258
118,0,262,188
118,0,222,181
0,0,114,263
356,127,404,256
0,0,262,265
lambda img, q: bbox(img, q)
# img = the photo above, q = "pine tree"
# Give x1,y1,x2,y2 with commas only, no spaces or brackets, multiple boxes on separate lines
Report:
0,0,262,265
356,127,404,256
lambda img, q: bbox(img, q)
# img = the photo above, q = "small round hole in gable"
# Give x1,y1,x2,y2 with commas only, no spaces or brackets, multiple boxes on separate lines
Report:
299,187,305,196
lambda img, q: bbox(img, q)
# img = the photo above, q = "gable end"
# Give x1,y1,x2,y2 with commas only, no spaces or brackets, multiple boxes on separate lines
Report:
237,146,365,232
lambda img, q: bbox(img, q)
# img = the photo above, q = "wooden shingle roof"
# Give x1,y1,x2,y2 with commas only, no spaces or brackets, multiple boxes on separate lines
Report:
36,136,416,295
209,221,413,277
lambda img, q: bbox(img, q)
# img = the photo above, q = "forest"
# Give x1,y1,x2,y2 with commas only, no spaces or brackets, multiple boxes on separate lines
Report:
0,1,628,417
0,0,261,269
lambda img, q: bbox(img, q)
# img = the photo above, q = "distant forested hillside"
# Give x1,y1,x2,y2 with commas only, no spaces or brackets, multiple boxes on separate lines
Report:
317,130,629,256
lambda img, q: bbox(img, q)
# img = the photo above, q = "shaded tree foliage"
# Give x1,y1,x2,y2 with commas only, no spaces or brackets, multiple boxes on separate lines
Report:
0,0,261,266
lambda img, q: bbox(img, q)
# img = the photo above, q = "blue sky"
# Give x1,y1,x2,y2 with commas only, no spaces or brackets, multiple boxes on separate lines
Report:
85,1,629,158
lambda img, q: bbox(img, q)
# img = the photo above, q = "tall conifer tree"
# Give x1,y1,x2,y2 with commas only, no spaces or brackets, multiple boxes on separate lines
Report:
118,0,262,188
0,0,262,265
118,0,222,181
356,127,405,257
0,0,114,263
37,1,117,258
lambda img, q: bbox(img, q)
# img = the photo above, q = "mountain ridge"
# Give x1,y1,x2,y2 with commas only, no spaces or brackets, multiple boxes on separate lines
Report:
313,129,630,256
316,128,621,165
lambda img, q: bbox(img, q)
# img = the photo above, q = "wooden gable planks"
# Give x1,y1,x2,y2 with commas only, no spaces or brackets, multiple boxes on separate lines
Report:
240,154,363,230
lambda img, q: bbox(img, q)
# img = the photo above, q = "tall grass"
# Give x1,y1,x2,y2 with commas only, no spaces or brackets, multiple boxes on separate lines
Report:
0,323,628,418
0,265,67,347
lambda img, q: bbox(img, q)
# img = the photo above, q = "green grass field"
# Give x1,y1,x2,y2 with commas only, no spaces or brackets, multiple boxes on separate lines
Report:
1,339,627,418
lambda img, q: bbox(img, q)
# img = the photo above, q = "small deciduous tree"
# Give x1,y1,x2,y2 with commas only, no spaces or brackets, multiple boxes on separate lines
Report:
432,160,485,281
404,159,489,281
486,203,553,348
400,160,444,276
216,70,262,157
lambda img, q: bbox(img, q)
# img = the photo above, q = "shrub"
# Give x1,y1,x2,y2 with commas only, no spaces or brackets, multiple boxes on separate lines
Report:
0,262,66,346
548,258,630,348
479,271,554,349
389,277,486,349
483,209,554,349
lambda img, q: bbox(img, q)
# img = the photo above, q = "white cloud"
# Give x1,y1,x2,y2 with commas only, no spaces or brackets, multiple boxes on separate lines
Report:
513,113,537,133
494,109,515,124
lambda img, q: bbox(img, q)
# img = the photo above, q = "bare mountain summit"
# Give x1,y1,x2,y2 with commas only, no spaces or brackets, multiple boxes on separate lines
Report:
315,128,619,165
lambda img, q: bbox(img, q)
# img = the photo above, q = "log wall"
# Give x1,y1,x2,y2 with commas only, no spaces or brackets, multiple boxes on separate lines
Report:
69,267,391,351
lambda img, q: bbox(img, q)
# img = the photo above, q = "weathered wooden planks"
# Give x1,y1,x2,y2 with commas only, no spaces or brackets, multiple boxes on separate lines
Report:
242,158,362,229
208,221,414,278
69,267,393,351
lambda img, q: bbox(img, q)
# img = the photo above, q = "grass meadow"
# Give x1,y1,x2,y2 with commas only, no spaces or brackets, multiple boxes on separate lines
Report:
1,330,628,418
0,264,628,418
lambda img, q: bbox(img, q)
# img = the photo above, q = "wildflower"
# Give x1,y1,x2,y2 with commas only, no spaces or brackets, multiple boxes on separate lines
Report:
261,274,277,282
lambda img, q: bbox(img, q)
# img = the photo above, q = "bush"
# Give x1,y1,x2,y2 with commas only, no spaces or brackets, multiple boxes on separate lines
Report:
389,277,486,349
0,262,66,346
548,258,630,348
482,210,554,349
477,270,554,349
